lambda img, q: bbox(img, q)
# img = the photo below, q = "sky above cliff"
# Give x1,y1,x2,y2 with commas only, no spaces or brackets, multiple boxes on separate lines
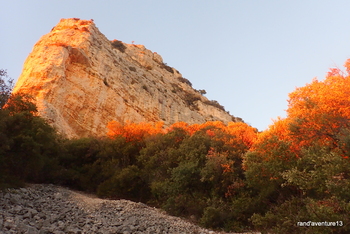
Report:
2,1,350,131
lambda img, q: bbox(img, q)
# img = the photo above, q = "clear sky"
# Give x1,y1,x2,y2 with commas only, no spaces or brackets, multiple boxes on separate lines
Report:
2,1,350,131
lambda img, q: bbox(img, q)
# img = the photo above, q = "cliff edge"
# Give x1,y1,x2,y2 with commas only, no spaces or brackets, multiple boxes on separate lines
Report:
13,18,240,138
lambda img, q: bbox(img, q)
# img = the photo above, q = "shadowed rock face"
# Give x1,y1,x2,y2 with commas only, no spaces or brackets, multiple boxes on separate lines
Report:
13,18,239,138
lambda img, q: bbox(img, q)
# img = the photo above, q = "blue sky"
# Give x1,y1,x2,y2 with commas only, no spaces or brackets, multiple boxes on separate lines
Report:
2,1,350,131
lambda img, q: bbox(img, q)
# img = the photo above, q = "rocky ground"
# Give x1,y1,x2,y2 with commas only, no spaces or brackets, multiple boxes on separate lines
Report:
0,184,258,234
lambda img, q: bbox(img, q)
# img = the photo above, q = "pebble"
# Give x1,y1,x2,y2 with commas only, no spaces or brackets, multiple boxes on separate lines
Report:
0,184,258,234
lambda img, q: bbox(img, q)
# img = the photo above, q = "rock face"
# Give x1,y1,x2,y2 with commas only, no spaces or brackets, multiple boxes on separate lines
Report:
13,18,239,138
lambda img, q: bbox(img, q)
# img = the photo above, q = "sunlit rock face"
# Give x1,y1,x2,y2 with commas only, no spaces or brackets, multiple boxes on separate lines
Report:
13,18,239,138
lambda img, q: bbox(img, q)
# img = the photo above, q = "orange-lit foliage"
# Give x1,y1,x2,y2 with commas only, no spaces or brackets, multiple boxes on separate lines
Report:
169,121,257,148
287,60,350,151
107,120,164,142
226,122,258,149
168,121,226,135
168,121,189,132
250,59,350,159
250,117,295,156
107,120,258,150
4,93,38,116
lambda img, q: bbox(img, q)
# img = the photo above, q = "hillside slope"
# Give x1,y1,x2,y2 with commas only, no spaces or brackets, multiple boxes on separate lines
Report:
13,18,240,138
0,184,258,234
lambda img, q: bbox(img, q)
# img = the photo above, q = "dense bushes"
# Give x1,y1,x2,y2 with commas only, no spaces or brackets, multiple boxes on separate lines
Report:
242,61,350,233
3,60,350,233
1,96,258,231
0,92,61,188
55,121,258,226
247,145,350,234
100,121,258,231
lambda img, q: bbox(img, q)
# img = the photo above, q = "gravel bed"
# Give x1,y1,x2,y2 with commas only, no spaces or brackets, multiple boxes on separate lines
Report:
0,184,258,234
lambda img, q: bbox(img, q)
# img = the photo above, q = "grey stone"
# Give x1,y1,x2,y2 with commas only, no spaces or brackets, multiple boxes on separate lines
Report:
27,226,38,234
38,229,51,234
12,205,22,214
54,192,62,199
29,208,38,216
0,184,252,234
35,219,44,229
43,218,51,227
23,211,31,219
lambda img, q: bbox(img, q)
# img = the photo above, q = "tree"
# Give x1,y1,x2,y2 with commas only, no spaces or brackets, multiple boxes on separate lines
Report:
0,70,61,187
244,59,350,233
287,71,350,151
1,94,62,185
0,69,14,109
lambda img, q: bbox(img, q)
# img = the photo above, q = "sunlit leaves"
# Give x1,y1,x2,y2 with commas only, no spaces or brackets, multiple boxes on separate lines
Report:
250,59,350,159
244,59,350,233
107,120,165,142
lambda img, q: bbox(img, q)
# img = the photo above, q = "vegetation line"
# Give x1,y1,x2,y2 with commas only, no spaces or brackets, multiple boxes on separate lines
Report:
2,62,350,233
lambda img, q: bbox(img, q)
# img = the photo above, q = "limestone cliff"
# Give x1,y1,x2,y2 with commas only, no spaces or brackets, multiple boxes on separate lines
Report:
13,18,240,138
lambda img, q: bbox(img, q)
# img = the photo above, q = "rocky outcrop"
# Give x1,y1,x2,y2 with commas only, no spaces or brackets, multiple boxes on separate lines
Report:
0,184,257,234
13,18,239,138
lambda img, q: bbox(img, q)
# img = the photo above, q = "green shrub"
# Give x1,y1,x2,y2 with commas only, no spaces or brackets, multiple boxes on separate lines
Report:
111,40,126,52
251,196,350,234
198,89,207,95
184,92,200,110
56,136,141,193
160,63,174,73
204,100,226,112
200,203,229,229
0,92,62,187
246,141,350,234
177,77,192,87
97,165,151,201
